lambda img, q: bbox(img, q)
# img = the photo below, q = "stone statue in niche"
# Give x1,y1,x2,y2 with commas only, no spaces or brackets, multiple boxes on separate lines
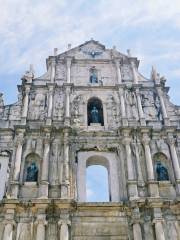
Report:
156,162,169,181
91,106,99,123
90,68,98,83
26,162,38,182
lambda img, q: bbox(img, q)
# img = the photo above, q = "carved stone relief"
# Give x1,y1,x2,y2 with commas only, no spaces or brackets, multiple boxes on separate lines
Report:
71,94,84,126
125,89,138,119
121,64,133,81
9,104,21,120
53,90,64,120
141,91,162,120
106,94,119,128
29,93,47,120
55,64,66,80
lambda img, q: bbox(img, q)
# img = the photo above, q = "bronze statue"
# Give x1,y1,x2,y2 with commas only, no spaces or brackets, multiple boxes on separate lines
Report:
91,106,99,123
156,162,169,181
90,70,98,83
26,162,38,182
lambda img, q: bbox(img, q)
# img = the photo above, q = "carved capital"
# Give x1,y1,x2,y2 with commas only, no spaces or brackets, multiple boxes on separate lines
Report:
3,220,16,227
35,216,47,226
15,137,24,147
48,85,54,94
122,137,131,146
142,137,150,145
66,57,72,68
114,58,120,66
58,219,71,227
24,86,31,94
167,137,175,146
152,218,165,224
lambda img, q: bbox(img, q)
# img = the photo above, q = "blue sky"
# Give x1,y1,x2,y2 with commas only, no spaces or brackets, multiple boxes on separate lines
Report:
0,0,180,105
0,0,180,201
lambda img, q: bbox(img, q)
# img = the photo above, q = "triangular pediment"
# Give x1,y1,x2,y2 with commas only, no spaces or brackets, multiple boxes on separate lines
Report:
79,39,106,51
57,39,110,60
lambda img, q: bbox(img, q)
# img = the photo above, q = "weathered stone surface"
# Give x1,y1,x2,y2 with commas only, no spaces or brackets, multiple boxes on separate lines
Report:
0,39,179,239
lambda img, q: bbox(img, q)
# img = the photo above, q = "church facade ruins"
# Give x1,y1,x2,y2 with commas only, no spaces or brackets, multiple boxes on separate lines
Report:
0,40,179,239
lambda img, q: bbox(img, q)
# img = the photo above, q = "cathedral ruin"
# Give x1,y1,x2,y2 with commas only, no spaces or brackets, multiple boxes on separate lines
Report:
0,39,179,239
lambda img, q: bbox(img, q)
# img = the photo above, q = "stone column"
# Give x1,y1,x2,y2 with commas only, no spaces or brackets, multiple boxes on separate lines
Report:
50,59,56,83
22,85,31,123
66,57,72,84
135,88,146,126
58,220,71,240
115,59,122,84
118,88,128,126
167,136,180,194
11,132,24,198
46,84,54,125
13,140,23,181
36,219,47,240
154,220,165,240
130,60,138,84
2,222,14,240
132,207,143,240
65,87,70,118
61,129,70,198
156,87,169,125
122,130,138,199
133,222,143,240
142,132,159,197
64,85,71,126
39,135,50,198
132,141,145,187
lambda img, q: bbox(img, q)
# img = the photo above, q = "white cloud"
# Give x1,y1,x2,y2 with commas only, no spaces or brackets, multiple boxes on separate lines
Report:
0,0,180,104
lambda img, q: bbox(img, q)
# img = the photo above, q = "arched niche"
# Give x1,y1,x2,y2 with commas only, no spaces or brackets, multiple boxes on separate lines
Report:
89,67,98,84
77,151,120,202
87,97,104,126
153,152,170,181
24,153,40,183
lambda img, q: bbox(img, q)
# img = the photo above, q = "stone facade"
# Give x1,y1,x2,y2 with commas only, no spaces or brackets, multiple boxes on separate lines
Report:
0,39,179,239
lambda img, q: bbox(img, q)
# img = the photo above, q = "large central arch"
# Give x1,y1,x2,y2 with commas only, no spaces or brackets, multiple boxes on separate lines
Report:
77,151,120,202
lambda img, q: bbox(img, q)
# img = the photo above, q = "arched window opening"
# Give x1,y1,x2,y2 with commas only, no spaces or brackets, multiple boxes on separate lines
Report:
86,165,110,202
153,152,169,181
87,97,104,126
89,67,98,84
24,153,40,182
